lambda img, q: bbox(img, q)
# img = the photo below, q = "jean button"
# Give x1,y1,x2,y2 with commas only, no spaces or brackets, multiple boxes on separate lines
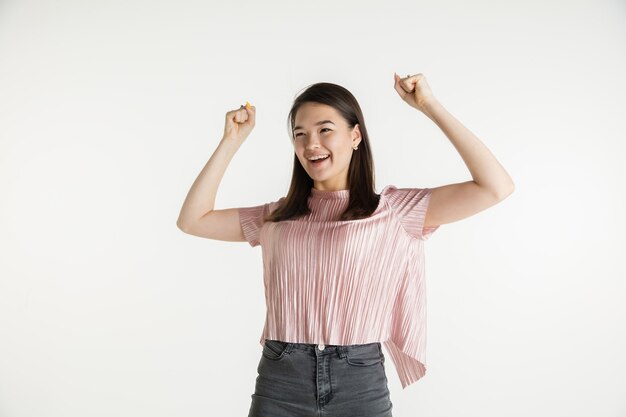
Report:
318,344,325,350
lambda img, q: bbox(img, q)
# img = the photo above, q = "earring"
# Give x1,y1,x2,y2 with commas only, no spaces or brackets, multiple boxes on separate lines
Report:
353,145,358,150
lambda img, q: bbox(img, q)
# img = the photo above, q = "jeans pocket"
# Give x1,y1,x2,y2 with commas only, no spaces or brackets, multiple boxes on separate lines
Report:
345,344,384,367
262,339,290,361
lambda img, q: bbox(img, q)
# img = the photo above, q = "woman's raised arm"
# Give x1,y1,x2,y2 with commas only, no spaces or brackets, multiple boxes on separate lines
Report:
176,103,256,241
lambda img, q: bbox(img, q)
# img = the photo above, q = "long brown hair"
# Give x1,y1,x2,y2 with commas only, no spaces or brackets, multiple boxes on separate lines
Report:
264,82,379,223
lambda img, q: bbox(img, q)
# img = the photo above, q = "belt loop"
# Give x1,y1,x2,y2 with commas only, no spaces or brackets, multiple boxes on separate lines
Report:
338,345,347,358
285,342,294,353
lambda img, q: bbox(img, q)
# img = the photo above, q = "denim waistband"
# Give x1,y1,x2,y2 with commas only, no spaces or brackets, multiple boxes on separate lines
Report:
265,339,381,359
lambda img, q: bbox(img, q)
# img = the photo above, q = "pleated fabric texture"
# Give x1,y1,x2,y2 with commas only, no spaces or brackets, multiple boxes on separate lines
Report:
238,184,439,389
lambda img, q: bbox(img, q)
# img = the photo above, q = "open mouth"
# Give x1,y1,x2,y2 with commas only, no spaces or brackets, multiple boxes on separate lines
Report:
309,155,330,167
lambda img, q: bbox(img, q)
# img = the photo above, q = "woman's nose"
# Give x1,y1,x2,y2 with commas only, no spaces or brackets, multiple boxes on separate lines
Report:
305,137,321,149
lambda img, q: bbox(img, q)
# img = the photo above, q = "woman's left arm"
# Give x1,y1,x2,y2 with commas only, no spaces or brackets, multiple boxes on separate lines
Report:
394,72,515,229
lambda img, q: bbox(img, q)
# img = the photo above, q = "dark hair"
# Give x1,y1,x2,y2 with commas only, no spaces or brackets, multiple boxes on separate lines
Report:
264,82,380,223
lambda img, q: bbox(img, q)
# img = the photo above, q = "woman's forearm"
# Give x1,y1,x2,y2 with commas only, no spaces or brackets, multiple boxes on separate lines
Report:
176,136,244,228
422,99,515,198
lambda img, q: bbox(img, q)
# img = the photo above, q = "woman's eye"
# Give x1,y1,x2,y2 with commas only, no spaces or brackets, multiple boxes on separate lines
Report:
295,128,331,138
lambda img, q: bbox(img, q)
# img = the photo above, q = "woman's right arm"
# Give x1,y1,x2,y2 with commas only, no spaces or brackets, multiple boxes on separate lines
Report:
176,104,256,241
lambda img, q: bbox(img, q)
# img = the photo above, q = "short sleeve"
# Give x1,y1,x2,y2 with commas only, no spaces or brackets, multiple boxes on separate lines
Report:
384,185,440,240
238,203,269,247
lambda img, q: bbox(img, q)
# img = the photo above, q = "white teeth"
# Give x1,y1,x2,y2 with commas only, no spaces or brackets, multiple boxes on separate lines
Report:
308,154,329,161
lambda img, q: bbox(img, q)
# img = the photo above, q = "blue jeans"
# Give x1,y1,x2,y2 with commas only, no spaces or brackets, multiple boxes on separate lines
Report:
248,339,394,417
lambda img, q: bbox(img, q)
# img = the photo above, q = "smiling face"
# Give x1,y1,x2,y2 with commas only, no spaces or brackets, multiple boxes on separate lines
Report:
293,102,362,191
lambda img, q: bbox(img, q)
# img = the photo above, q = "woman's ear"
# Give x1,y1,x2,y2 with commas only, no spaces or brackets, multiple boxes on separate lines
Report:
352,124,362,140
351,124,362,148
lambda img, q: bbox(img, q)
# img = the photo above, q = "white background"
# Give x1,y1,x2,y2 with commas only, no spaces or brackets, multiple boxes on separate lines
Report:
1,0,625,416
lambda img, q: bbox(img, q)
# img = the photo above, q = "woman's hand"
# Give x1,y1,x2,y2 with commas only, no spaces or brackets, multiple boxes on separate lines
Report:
393,72,436,113
223,102,256,142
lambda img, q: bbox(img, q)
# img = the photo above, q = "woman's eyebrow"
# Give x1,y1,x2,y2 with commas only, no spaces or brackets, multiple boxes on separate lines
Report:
293,120,336,131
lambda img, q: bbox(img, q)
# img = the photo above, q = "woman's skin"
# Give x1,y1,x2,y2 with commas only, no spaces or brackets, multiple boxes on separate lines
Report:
292,102,361,192
176,73,514,239
391,72,515,229
175,104,255,238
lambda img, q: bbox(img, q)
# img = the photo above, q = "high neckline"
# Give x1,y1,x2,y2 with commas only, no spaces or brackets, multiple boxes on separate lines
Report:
310,187,350,200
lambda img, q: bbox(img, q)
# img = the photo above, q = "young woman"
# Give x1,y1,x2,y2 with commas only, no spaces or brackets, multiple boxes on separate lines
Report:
177,73,514,416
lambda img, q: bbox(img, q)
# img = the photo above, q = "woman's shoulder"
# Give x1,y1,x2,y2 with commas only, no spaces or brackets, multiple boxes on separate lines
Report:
380,183,433,213
381,183,431,198
380,184,397,195
267,196,286,215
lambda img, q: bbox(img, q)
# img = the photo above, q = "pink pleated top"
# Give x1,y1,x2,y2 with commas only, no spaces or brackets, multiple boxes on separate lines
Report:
238,184,440,389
